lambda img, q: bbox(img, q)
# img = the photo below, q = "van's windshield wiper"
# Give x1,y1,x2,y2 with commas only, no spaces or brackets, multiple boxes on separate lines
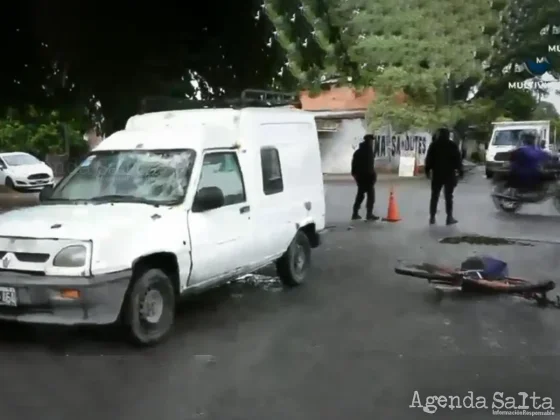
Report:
89,195,156,205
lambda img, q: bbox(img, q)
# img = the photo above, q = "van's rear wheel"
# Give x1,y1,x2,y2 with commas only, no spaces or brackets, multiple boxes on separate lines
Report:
276,231,311,286
123,268,175,346
485,169,493,179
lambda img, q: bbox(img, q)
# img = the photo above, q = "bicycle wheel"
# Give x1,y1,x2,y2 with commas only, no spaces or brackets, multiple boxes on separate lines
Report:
394,262,457,281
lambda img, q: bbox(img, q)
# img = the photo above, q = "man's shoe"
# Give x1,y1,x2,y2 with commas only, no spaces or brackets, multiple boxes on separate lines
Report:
446,216,458,225
429,216,436,225
351,214,362,220
366,214,380,221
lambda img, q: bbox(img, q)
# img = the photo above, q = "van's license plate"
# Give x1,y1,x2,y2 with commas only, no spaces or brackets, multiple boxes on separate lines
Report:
0,287,17,306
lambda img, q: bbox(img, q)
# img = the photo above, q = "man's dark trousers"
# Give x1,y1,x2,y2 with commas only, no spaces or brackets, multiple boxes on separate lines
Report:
430,176,456,217
353,179,375,216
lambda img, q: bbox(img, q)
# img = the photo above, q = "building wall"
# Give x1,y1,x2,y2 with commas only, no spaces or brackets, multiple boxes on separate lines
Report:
318,118,432,174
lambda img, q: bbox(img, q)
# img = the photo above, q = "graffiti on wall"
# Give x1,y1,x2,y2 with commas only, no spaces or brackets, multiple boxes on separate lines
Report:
316,118,433,173
373,133,429,158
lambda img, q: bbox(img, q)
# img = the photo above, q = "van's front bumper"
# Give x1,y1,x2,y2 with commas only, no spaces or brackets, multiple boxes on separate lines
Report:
0,269,131,325
486,161,508,172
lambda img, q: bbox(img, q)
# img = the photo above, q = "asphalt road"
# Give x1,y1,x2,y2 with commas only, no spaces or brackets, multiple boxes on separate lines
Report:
2,169,560,419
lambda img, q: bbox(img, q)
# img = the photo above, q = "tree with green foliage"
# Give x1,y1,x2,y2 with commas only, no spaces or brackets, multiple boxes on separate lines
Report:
263,0,357,92
267,0,505,132
0,107,89,160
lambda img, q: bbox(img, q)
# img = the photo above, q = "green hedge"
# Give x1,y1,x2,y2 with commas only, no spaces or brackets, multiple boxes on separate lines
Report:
0,107,89,160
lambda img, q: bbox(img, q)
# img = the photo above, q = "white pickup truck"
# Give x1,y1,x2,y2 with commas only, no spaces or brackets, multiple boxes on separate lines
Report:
485,120,552,178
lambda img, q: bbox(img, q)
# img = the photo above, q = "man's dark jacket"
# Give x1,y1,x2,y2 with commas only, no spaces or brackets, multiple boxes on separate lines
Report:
424,137,463,180
351,141,376,183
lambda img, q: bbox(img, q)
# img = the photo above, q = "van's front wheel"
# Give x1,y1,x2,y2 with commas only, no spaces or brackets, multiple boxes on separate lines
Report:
276,231,311,286
123,268,175,346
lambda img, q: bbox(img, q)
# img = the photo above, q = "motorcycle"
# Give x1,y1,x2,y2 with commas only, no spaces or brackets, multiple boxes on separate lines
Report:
491,162,560,213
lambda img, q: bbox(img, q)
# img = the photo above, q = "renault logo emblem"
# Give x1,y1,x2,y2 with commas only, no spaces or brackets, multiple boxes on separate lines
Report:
2,253,12,268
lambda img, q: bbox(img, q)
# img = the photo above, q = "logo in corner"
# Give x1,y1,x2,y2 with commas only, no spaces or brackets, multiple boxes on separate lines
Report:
524,57,551,76
2,253,13,268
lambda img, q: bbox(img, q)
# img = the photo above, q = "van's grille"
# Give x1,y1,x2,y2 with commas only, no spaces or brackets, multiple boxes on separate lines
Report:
494,152,511,162
0,251,49,263
28,173,50,180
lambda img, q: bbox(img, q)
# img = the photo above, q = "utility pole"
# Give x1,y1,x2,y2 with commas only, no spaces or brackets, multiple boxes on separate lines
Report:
59,123,70,175
447,73,453,106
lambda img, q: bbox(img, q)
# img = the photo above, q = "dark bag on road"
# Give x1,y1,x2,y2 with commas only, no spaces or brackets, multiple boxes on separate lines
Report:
460,256,508,280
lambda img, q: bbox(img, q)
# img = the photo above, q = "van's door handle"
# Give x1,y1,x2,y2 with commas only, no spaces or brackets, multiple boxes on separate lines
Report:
240,205,250,214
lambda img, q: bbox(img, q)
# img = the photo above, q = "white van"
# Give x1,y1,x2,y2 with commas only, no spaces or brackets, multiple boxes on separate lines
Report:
485,120,551,178
0,104,326,345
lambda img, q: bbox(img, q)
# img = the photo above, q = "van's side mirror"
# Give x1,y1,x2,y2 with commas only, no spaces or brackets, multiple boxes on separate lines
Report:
540,140,546,149
484,142,489,150
192,186,224,212
39,185,53,202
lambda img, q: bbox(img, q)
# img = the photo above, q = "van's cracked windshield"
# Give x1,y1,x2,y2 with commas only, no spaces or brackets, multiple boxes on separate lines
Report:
48,150,196,204
3,1,560,419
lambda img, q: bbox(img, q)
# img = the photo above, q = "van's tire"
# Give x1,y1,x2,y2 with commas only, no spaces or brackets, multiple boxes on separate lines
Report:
122,268,176,346
485,169,493,179
276,230,311,286
5,177,14,189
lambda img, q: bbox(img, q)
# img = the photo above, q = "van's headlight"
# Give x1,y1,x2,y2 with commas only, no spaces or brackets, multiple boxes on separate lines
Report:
53,245,87,267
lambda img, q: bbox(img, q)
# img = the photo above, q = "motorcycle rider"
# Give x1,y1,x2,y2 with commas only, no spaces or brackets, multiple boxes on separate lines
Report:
509,132,551,188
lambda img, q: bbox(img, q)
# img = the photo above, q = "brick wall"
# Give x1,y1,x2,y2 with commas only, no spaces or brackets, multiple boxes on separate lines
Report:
300,85,405,111
300,86,375,110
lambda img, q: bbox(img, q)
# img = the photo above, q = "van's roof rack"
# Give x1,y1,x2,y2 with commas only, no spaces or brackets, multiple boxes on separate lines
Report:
139,89,301,114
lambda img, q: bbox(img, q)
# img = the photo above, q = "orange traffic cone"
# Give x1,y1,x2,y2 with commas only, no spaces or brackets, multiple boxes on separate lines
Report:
383,186,401,222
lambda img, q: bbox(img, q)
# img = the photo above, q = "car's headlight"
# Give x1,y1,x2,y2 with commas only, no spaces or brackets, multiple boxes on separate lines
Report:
53,245,87,267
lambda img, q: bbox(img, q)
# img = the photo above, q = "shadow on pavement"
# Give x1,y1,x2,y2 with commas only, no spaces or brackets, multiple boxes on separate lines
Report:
494,212,560,224
440,235,533,246
0,269,283,354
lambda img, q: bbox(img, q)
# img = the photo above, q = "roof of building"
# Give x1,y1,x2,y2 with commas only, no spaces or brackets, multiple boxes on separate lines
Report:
309,109,366,120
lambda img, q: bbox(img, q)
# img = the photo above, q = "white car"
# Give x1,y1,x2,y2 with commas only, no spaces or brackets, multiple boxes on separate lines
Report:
0,152,55,191
0,104,326,346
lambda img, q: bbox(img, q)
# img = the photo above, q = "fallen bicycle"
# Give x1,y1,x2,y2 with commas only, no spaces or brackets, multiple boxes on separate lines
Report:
394,256,560,308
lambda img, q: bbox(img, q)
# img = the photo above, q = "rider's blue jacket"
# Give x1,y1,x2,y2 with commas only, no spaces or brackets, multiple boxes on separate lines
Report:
510,145,550,181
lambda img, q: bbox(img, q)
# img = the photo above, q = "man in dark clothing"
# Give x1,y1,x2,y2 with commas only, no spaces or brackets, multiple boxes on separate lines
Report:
424,127,463,225
351,134,380,220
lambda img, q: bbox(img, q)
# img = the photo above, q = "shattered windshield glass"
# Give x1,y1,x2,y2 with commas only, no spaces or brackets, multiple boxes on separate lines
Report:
49,149,196,204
